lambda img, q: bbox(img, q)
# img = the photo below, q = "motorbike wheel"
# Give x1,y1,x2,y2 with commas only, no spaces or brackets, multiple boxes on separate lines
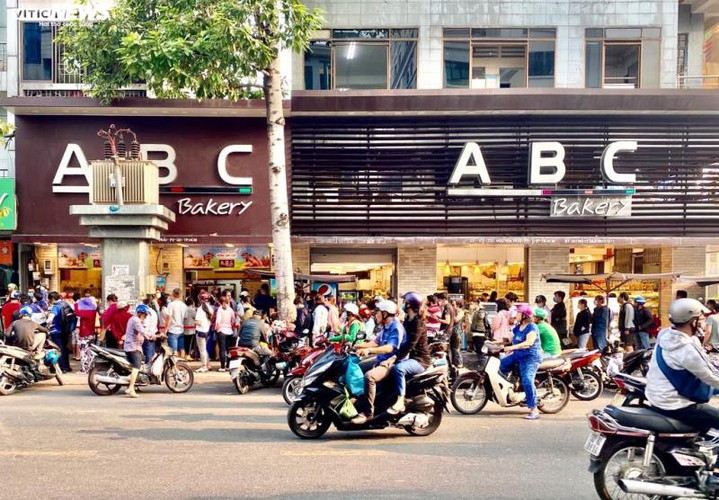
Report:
260,367,281,387
53,363,65,386
593,442,667,500
450,374,488,415
570,370,603,401
0,375,17,396
405,395,444,436
282,376,302,405
87,366,121,396
536,377,570,414
288,399,331,439
164,362,194,393
234,366,251,395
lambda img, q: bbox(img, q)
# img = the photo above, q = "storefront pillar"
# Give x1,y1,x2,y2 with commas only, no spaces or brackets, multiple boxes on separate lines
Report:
673,245,708,299
397,245,437,297
528,246,570,302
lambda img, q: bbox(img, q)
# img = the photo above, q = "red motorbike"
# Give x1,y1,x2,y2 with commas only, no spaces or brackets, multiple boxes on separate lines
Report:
281,337,336,404
557,349,604,401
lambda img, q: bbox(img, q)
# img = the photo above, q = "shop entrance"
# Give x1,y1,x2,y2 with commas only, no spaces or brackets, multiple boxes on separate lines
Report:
310,247,396,300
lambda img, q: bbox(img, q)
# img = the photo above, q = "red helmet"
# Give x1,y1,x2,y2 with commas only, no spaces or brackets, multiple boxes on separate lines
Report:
359,305,372,319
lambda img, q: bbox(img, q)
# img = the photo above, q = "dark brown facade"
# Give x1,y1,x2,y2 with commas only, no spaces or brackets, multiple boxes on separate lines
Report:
14,115,272,244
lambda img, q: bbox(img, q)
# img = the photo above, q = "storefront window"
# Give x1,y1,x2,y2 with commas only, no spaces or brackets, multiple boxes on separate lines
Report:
23,23,52,81
335,43,388,89
584,28,660,89
305,41,331,90
443,28,556,89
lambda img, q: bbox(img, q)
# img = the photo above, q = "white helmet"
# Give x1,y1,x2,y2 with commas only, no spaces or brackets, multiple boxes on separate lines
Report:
344,303,359,316
668,298,708,325
378,300,398,315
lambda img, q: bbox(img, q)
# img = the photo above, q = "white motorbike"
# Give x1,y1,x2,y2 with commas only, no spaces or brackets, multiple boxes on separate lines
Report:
451,340,571,414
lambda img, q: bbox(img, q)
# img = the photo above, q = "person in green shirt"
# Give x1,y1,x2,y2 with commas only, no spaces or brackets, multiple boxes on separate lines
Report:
329,303,363,344
533,307,562,357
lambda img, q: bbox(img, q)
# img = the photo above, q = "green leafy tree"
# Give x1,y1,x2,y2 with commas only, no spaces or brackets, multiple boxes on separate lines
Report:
58,0,323,321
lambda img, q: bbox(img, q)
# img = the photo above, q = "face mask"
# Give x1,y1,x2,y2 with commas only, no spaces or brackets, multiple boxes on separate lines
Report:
156,292,162,299
553,297,558,303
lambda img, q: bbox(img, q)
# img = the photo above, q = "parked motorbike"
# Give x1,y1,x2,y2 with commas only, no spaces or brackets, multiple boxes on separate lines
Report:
557,349,604,401
600,344,652,387
0,337,63,395
610,372,648,407
586,402,718,499
287,346,450,439
450,340,571,415
282,337,332,405
87,340,194,395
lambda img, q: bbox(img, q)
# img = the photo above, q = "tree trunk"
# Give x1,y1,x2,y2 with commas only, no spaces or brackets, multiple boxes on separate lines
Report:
264,54,295,322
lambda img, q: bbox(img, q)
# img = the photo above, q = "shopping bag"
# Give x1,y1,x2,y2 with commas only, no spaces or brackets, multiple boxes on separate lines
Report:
344,354,365,397
338,388,359,419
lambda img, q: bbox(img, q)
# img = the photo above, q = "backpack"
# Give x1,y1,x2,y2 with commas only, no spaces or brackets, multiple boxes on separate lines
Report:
57,301,76,333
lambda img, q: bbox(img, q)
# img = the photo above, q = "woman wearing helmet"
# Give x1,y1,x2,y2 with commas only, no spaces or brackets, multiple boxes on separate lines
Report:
358,304,376,341
646,298,719,489
499,303,543,420
329,303,363,344
387,292,431,415
121,304,150,398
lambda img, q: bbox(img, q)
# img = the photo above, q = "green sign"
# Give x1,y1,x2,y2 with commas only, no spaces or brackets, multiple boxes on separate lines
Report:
0,179,16,231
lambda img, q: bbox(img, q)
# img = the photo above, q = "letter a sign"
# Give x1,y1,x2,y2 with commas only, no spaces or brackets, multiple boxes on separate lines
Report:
448,142,491,185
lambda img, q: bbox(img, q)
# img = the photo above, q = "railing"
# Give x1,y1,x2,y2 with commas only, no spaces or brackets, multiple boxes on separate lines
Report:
678,74,719,89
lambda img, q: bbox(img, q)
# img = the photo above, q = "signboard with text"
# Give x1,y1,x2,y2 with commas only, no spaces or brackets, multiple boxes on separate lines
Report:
183,246,270,271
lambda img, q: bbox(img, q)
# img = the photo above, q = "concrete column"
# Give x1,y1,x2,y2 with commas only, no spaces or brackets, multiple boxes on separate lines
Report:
397,245,437,298
673,245,707,299
659,246,673,326
102,239,152,304
527,246,570,302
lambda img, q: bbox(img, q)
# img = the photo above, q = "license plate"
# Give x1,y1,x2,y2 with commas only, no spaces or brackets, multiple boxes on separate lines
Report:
228,359,242,370
584,432,607,456
611,392,625,406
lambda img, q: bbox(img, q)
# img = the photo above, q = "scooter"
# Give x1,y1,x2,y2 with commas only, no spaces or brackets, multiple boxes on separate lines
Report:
450,340,571,415
0,337,64,395
228,343,285,394
87,339,194,395
282,337,331,405
555,349,604,401
287,346,450,439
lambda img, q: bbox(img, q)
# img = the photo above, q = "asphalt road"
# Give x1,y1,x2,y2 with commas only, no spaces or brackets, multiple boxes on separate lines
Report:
1,367,607,499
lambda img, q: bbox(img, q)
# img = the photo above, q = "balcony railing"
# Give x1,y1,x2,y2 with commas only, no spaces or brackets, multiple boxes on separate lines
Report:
678,74,719,89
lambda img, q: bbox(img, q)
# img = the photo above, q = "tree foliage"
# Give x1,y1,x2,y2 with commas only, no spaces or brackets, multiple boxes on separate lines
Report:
57,0,323,103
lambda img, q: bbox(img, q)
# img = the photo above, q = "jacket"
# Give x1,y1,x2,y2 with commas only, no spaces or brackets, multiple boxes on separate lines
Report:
573,309,591,337
646,327,719,410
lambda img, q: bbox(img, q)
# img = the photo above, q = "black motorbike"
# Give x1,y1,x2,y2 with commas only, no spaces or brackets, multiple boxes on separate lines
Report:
87,340,194,395
287,346,450,439
0,337,63,395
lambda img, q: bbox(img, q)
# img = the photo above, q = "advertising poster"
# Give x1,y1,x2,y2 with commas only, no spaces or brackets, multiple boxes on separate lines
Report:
0,179,16,231
58,246,102,269
183,246,271,271
312,282,338,301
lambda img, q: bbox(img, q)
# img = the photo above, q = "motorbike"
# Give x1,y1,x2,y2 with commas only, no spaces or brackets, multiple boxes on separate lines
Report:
557,348,604,401
287,346,450,439
610,372,648,407
600,344,652,388
0,337,63,395
87,339,194,395
282,337,332,405
450,340,571,415
586,401,718,499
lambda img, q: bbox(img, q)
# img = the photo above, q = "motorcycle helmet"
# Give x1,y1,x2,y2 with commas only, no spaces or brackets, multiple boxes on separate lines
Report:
634,296,646,304
533,307,548,320
45,350,60,364
669,298,708,325
135,304,150,315
19,306,32,317
515,303,534,318
377,300,398,315
402,291,423,312
359,305,372,319
344,303,359,317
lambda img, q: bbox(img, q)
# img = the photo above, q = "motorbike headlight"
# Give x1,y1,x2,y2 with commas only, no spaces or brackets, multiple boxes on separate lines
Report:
301,361,332,388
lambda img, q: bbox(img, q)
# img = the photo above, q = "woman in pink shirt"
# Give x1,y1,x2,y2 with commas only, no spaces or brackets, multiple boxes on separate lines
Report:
492,298,513,343
425,294,441,340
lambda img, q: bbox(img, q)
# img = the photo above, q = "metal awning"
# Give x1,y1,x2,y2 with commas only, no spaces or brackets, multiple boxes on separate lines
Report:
245,269,356,283
541,272,684,294
679,276,719,287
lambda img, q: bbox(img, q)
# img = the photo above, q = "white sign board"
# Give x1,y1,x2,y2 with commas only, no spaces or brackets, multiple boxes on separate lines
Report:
111,265,130,276
105,275,138,307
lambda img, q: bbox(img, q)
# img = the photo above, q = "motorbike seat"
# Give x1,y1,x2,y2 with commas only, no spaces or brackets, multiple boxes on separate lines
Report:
560,348,586,357
605,405,698,434
235,347,261,365
538,357,568,372
409,365,447,381
102,347,129,358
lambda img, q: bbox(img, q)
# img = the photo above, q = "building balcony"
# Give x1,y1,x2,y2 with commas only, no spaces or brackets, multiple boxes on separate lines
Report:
679,74,719,89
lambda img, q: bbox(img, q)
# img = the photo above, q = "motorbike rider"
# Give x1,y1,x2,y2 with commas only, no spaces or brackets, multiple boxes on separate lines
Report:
7,306,48,357
533,308,561,358
121,304,150,398
352,300,407,424
329,303,363,344
646,298,719,490
387,292,431,415
500,303,543,420
237,309,273,359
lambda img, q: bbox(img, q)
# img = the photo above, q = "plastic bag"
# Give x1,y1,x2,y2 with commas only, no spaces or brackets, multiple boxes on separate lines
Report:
344,354,365,397
338,388,358,419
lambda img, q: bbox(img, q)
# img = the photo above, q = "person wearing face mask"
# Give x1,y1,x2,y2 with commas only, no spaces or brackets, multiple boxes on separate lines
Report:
550,290,568,346
646,298,719,491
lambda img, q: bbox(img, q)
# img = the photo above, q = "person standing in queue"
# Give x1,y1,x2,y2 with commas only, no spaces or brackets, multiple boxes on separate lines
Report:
492,298,512,343
591,295,610,351
121,305,150,398
311,294,329,345
194,292,212,372
352,300,406,424
388,292,431,415
618,292,637,353
469,299,491,361
634,296,654,350
500,304,543,420
573,298,592,349
214,296,235,372
550,290,568,346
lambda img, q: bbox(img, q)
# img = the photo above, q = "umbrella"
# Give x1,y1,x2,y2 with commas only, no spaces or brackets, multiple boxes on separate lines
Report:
542,272,682,295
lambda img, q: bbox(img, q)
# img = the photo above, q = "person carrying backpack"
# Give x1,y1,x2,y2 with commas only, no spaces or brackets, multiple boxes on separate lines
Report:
48,291,76,373
470,300,491,359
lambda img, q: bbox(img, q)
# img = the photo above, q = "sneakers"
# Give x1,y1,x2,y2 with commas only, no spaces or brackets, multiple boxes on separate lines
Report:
524,411,540,420
351,413,371,425
387,398,406,415
196,367,209,373
218,368,228,372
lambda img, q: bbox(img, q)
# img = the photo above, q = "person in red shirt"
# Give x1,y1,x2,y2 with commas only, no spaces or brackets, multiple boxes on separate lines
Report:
101,294,119,348
75,296,98,372
110,302,132,349
2,291,21,334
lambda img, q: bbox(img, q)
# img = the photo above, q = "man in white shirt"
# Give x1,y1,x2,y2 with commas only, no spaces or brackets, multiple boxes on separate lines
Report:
194,291,212,372
142,298,159,364
167,288,188,357
312,294,329,345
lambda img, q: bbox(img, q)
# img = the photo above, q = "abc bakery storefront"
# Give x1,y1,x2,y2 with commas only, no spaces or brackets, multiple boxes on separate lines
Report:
8,100,276,300
288,91,719,321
